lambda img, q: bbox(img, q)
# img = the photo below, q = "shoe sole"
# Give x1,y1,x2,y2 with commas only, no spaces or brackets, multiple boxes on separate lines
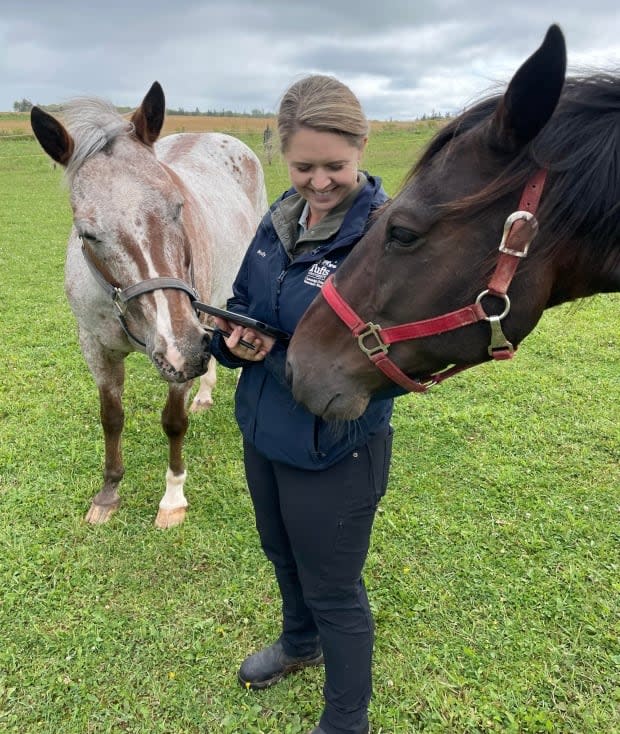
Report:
238,653,324,690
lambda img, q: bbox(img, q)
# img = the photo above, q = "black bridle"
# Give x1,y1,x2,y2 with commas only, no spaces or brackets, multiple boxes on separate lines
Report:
80,240,199,351
80,241,258,353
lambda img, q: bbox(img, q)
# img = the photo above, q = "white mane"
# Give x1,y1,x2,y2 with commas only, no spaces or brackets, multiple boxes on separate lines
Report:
62,97,133,180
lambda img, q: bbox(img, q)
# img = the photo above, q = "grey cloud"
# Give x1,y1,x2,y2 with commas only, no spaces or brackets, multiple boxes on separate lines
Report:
1,1,618,118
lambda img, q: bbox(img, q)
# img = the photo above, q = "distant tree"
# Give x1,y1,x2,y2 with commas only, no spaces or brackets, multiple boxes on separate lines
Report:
13,98,33,112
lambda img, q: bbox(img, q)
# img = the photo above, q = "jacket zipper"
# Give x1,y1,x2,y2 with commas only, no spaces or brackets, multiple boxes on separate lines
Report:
275,269,288,313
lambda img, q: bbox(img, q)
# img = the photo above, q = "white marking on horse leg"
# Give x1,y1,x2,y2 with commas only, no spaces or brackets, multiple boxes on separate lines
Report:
155,468,188,529
159,468,188,510
190,357,216,412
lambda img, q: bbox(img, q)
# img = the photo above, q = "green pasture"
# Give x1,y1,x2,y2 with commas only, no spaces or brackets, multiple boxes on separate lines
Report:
0,129,618,734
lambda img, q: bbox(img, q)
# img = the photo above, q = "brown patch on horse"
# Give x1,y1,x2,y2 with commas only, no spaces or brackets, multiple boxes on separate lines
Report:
161,133,202,160
163,165,214,302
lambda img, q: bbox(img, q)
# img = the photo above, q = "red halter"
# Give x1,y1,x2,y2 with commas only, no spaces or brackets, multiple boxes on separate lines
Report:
321,169,548,393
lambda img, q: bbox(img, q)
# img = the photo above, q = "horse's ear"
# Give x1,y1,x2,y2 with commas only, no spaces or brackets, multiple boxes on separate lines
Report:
131,81,165,146
489,24,566,153
30,106,75,166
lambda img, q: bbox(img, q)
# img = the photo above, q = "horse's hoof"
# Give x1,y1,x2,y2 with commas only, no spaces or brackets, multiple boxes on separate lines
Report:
189,395,213,413
155,506,187,529
85,500,120,524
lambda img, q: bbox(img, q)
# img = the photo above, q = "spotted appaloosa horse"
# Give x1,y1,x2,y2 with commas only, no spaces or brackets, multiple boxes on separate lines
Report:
287,25,619,420
31,82,267,527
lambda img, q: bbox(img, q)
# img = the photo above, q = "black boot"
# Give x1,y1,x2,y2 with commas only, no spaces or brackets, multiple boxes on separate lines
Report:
238,639,323,689
308,727,369,734
308,727,370,734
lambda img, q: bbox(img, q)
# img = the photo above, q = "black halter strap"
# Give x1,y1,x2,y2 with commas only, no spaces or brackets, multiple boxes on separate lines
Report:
81,242,199,350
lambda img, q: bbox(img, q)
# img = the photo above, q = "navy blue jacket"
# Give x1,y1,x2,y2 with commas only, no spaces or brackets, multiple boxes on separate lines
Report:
210,173,394,470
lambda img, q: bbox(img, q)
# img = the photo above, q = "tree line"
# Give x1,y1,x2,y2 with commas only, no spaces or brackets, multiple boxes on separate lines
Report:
12,97,275,117
13,97,452,121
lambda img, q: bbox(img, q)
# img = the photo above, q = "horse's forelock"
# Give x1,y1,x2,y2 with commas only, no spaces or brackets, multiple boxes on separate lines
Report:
62,97,134,179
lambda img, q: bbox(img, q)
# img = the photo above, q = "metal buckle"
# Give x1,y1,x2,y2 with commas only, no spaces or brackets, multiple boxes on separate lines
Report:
113,289,128,316
499,211,535,257
357,322,389,357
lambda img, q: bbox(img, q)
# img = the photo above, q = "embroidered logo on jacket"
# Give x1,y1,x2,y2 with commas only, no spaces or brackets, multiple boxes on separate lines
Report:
304,258,338,287
257,249,267,257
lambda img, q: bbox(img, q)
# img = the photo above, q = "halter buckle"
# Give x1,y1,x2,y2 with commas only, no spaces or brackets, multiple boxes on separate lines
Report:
113,289,128,316
357,322,389,357
499,211,536,257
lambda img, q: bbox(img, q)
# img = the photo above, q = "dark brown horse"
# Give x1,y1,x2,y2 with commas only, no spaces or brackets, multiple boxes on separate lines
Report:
287,25,619,420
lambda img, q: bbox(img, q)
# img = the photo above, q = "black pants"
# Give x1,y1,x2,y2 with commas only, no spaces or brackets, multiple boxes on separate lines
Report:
243,427,393,734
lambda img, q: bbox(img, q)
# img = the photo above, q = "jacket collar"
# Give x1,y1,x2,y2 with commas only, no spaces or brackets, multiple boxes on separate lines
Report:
272,173,370,259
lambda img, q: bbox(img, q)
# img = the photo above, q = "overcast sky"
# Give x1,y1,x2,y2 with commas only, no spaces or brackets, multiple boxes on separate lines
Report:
1,1,619,119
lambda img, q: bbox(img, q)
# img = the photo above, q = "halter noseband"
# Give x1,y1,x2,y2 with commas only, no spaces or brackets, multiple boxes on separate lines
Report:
80,241,199,351
321,169,548,393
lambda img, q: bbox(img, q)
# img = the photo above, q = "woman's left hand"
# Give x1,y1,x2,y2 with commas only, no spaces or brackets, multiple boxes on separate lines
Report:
213,317,276,361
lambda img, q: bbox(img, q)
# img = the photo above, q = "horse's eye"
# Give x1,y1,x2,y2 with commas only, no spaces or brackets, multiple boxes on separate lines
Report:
387,225,420,249
173,202,184,221
80,232,99,245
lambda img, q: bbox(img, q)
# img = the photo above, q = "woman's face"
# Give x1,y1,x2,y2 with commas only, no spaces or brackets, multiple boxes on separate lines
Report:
284,127,366,224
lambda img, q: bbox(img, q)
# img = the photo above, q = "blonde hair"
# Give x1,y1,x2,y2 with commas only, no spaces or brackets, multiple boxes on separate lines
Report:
277,75,369,153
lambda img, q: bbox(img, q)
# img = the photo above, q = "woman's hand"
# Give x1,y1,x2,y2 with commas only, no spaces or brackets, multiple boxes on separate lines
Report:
213,317,276,361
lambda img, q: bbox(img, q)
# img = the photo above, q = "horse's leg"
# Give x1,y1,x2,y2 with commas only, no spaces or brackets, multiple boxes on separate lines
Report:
189,356,217,413
155,383,191,529
85,358,125,524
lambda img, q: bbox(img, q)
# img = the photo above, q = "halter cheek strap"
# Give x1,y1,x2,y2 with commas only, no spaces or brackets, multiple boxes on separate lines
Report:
81,242,199,351
321,169,548,393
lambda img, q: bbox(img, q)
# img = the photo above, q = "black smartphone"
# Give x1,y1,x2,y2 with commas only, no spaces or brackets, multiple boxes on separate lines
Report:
195,303,291,341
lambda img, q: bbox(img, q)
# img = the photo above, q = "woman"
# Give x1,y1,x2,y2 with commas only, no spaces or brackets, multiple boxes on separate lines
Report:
210,74,394,734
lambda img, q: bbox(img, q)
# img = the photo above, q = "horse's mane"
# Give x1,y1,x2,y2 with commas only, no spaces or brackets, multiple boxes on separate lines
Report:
62,97,133,180
404,74,620,260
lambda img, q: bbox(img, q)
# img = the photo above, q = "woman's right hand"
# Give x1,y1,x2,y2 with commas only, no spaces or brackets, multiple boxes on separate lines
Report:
213,317,275,361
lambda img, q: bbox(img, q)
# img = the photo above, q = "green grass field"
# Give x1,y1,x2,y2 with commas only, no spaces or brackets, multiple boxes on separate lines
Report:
0,127,618,734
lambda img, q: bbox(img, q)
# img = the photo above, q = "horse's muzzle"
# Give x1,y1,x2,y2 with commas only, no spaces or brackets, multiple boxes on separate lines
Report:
151,330,212,382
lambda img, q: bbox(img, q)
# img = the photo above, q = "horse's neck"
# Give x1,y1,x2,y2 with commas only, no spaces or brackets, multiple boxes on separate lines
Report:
546,243,620,306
